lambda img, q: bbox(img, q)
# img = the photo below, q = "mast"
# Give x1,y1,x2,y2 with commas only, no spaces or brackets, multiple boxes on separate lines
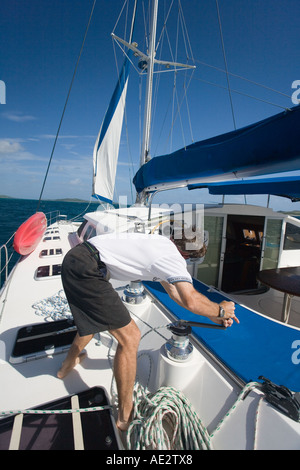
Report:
112,0,195,205
140,0,159,167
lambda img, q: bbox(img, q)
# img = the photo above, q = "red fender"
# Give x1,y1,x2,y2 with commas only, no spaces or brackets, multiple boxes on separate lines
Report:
13,212,47,255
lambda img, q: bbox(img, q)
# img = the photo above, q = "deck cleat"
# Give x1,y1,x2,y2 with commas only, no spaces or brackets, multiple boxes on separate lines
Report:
258,376,300,422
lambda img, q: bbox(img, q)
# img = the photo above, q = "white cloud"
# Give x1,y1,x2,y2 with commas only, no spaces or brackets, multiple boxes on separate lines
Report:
0,139,23,154
70,178,82,186
2,111,36,122
39,134,95,140
117,160,135,167
0,139,43,161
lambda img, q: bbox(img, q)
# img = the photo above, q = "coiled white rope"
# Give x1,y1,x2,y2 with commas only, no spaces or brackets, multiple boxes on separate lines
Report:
32,289,72,321
126,381,262,450
127,384,212,450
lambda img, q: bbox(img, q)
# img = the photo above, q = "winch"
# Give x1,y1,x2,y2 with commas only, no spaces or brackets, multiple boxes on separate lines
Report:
123,281,146,304
155,320,226,391
166,320,225,362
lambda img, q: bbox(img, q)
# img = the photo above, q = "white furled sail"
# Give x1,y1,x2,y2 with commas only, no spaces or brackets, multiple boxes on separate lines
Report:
92,58,129,203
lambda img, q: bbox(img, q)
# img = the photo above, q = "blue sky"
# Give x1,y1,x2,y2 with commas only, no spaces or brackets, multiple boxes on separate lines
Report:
0,0,299,211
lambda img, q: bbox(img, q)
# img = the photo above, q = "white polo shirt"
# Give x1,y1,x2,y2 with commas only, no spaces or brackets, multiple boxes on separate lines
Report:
89,232,192,284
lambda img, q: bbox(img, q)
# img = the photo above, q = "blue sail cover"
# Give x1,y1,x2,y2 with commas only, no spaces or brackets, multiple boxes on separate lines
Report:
188,174,300,201
133,106,300,194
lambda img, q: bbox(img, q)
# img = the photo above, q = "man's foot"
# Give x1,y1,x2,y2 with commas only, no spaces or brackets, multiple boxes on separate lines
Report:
116,407,133,432
116,419,130,432
57,351,87,379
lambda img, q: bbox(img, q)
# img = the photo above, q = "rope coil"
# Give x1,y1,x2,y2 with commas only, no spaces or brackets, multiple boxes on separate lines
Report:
126,381,262,450
127,385,211,450
32,289,72,321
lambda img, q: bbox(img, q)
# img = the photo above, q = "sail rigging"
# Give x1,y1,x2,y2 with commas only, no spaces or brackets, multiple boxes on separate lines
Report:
92,0,138,203
93,0,195,204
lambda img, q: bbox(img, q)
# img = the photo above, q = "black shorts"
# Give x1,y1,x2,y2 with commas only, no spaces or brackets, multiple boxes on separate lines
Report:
61,243,131,336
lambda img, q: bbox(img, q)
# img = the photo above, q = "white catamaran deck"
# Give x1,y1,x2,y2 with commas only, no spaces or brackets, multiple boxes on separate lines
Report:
2,0,300,452
1,218,300,450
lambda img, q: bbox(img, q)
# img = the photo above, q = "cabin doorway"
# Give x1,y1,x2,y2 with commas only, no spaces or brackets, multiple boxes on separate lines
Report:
221,215,265,293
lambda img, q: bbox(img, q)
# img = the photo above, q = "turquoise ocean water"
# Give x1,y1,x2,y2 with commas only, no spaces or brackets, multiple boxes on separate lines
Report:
0,198,95,284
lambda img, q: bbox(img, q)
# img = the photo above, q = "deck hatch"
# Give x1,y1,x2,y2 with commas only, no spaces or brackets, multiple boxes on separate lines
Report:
0,387,121,450
9,319,76,363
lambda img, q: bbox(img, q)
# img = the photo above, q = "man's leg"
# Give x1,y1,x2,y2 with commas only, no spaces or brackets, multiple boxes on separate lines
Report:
57,318,140,430
57,333,93,379
109,319,141,430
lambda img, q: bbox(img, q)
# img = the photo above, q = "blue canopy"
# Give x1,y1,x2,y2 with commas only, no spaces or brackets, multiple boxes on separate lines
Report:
187,174,300,201
133,106,300,194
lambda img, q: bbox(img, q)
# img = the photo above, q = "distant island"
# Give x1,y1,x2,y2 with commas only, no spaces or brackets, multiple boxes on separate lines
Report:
0,195,97,203
283,210,300,216
1,195,299,216
52,198,98,203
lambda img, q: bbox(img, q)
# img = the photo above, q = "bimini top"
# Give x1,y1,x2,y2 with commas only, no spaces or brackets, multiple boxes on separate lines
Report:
133,106,300,194
187,174,300,202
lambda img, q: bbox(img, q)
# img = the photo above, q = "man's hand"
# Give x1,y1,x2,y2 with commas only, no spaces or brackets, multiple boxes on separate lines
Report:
211,300,239,327
161,281,239,328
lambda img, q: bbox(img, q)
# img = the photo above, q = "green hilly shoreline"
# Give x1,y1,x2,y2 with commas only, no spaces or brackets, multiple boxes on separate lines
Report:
0,195,96,203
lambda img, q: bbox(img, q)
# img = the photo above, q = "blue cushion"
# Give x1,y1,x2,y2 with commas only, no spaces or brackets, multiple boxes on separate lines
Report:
143,280,300,391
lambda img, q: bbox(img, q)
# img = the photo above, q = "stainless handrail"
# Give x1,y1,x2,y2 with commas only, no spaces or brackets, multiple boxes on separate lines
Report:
0,230,16,290
0,210,65,290
0,243,9,288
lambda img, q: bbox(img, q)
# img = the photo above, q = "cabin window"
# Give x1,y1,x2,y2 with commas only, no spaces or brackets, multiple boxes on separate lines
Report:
45,230,59,235
43,236,61,241
283,223,300,250
35,264,62,279
77,220,96,240
261,218,282,270
83,225,97,241
195,215,224,287
77,220,88,238
40,249,63,257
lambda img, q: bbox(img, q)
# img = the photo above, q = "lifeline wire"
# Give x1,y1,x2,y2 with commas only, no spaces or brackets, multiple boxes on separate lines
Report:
36,0,97,212
1,406,112,417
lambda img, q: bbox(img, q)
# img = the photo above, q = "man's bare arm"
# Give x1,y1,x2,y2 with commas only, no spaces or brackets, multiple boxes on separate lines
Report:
160,281,239,326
